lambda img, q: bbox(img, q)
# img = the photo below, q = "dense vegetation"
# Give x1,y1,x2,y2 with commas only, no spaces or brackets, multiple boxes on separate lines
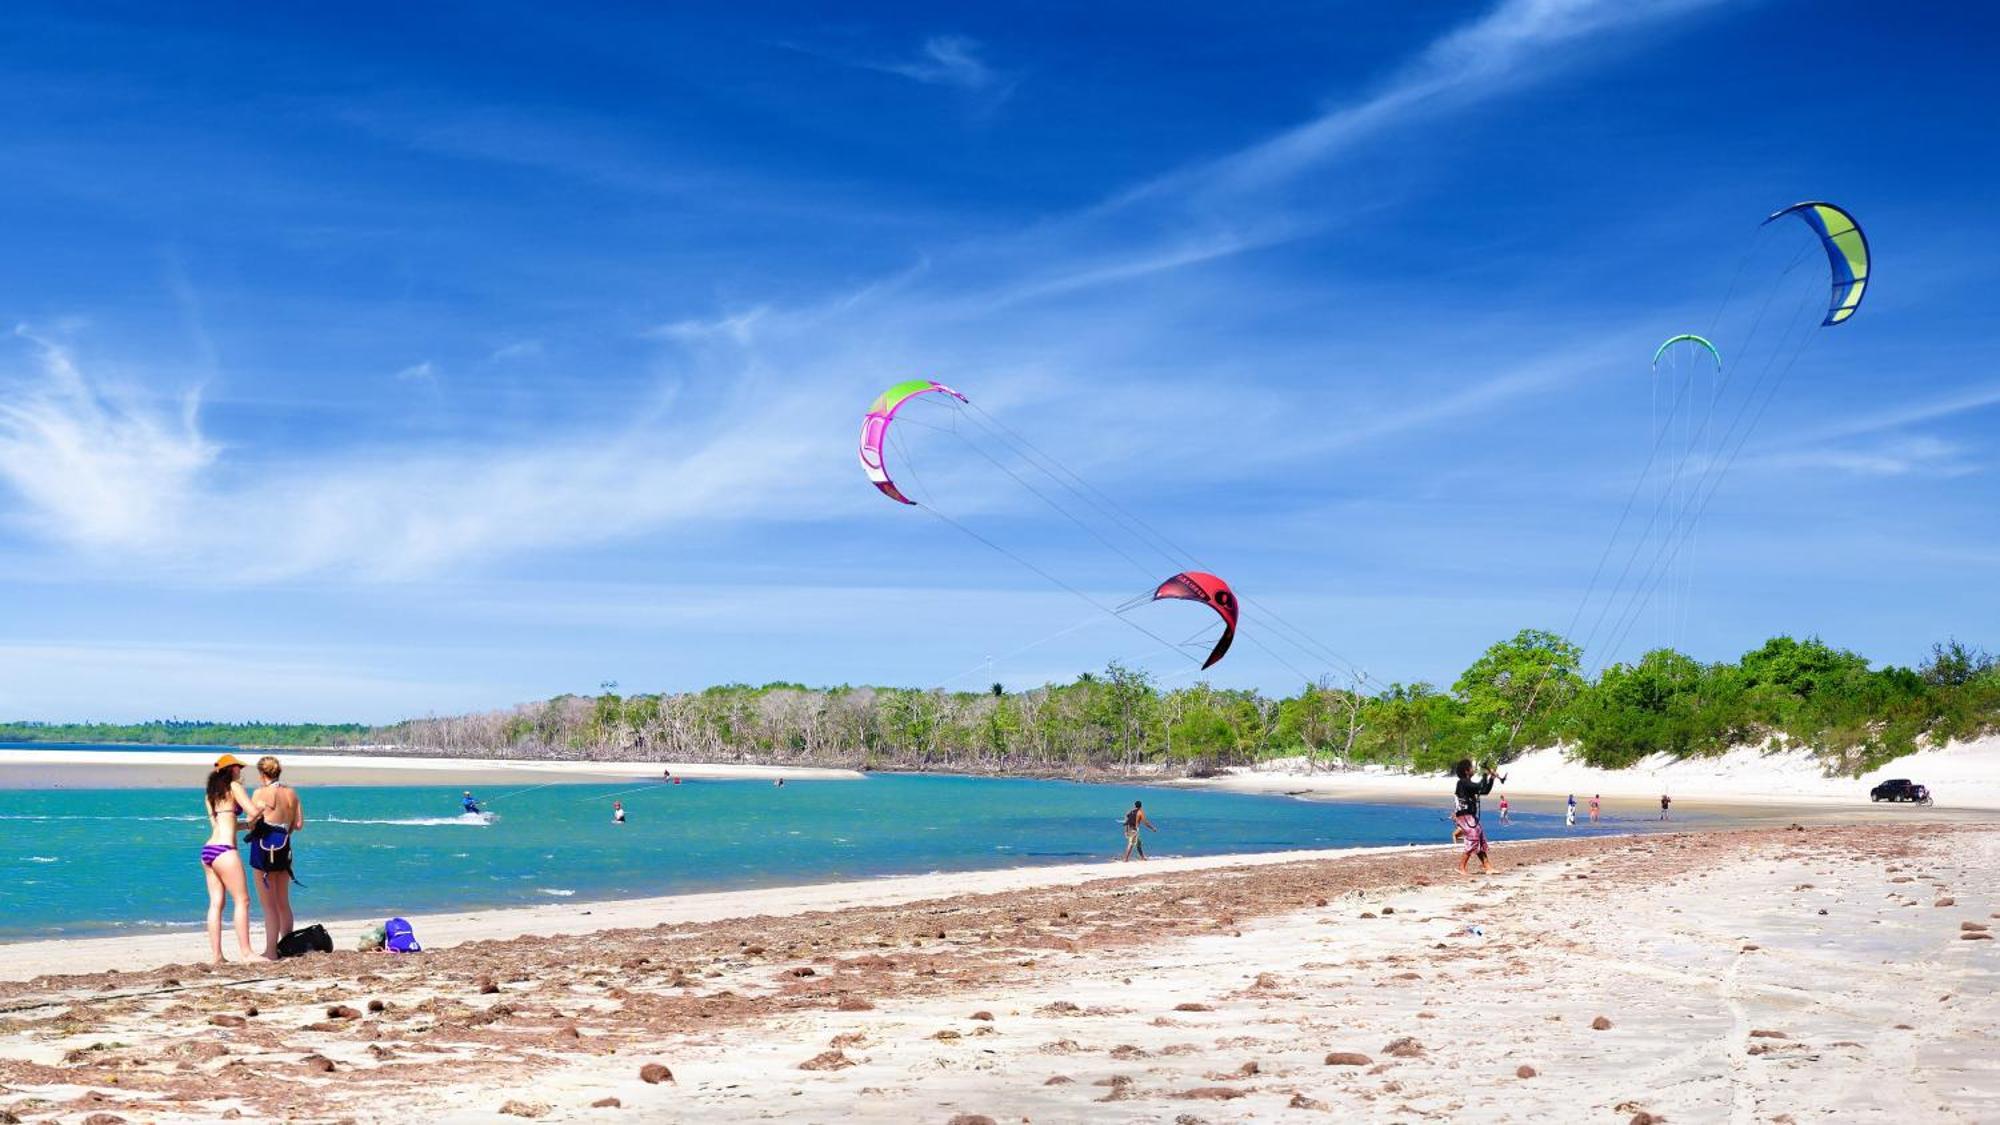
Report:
0,719,370,747
371,631,1999,778
9,633,1990,776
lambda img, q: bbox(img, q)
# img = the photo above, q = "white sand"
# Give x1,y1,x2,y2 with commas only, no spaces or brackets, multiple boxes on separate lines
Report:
432,826,2000,1123
0,747,862,789
1180,733,2000,810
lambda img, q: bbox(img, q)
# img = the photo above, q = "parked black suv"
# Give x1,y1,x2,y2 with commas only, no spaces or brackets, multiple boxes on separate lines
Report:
1869,778,1932,804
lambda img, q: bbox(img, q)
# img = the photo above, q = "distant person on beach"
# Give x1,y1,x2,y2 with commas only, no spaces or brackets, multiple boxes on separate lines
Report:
1452,759,1502,876
247,756,304,960
199,755,260,963
1589,794,1600,823
1120,800,1157,861
462,791,481,815
613,801,626,825
1565,794,1576,828
1660,793,1672,820
1497,793,1511,824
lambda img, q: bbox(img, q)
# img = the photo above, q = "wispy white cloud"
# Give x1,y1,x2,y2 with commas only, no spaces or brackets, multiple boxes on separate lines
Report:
782,33,1018,107
487,339,543,362
0,335,849,580
394,360,437,383
876,35,1009,93
1102,0,1728,228
0,329,215,551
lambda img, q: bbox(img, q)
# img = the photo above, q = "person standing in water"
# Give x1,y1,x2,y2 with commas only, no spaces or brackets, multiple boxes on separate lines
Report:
247,756,304,960
1588,794,1600,824
1452,759,1502,876
1120,801,1157,861
1497,793,1511,824
613,801,626,825
1565,794,1576,828
1660,793,1672,820
199,755,260,964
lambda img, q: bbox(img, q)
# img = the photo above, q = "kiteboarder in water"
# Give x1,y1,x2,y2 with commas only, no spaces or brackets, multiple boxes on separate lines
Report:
461,791,481,815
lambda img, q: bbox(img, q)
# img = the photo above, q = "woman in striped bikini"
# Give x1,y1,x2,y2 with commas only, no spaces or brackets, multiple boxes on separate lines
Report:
200,754,261,963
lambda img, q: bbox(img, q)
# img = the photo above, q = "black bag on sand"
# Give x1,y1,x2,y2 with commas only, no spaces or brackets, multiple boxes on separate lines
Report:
277,923,334,959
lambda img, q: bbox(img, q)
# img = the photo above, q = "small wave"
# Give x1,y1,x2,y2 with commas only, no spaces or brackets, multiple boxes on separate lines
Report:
537,888,575,897
25,855,58,863
0,814,201,822
320,814,493,827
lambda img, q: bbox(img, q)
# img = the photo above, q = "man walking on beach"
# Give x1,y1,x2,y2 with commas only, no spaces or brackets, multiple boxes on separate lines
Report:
1660,793,1672,821
1120,801,1157,861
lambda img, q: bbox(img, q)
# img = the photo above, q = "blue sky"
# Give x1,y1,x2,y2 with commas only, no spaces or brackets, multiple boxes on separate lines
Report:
0,0,1994,721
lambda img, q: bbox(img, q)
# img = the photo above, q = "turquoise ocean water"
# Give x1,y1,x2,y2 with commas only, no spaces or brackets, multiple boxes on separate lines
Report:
0,756,1671,941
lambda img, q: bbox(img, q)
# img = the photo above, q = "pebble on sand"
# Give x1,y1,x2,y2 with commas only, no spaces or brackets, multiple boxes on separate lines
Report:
327,1005,361,1020
367,999,387,1013
1174,1003,1215,1012
1324,1052,1373,1066
1383,1037,1426,1058
639,1063,674,1085
946,1116,997,1125
475,976,500,995
836,995,875,1011
207,1014,245,1028
1174,1087,1247,1100
970,1010,995,1021
1289,1093,1330,1110
1516,1065,1537,1078
1043,1075,1074,1086
1964,932,1994,941
300,1054,336,1073
1935,898,1956,907
497,1100,548,1118
799,1049,857,1071
1748,1030,1789,1039
1591,1017,1614,1031
1962,922,1990,932
590,1097,621,1108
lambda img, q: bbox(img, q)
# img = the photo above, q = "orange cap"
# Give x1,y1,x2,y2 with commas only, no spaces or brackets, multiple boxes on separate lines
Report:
213,753,246,769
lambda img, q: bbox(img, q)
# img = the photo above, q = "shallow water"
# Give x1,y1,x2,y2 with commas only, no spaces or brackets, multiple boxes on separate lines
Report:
0,769,1691,941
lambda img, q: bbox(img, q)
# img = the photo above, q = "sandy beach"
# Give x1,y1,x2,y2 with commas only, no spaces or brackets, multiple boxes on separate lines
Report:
2,818,1995,1122
0,748,862,790
1173,735,2000,811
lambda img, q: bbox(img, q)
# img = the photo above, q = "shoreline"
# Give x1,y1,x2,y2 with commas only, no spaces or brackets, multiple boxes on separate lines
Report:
1,822,1993,1122
0,747,863,789
0,844,1447,982
6,802,1977,980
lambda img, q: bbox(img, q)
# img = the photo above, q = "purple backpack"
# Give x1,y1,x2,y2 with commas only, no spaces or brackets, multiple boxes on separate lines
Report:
384,917,421,954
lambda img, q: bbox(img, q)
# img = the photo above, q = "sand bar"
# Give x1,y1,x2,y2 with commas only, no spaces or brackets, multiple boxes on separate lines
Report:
0,747,862,790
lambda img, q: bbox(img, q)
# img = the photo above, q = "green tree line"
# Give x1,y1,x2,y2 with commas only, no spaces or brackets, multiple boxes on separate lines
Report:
8,633,1989,774
365,631,1998,777
0,719,370,747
